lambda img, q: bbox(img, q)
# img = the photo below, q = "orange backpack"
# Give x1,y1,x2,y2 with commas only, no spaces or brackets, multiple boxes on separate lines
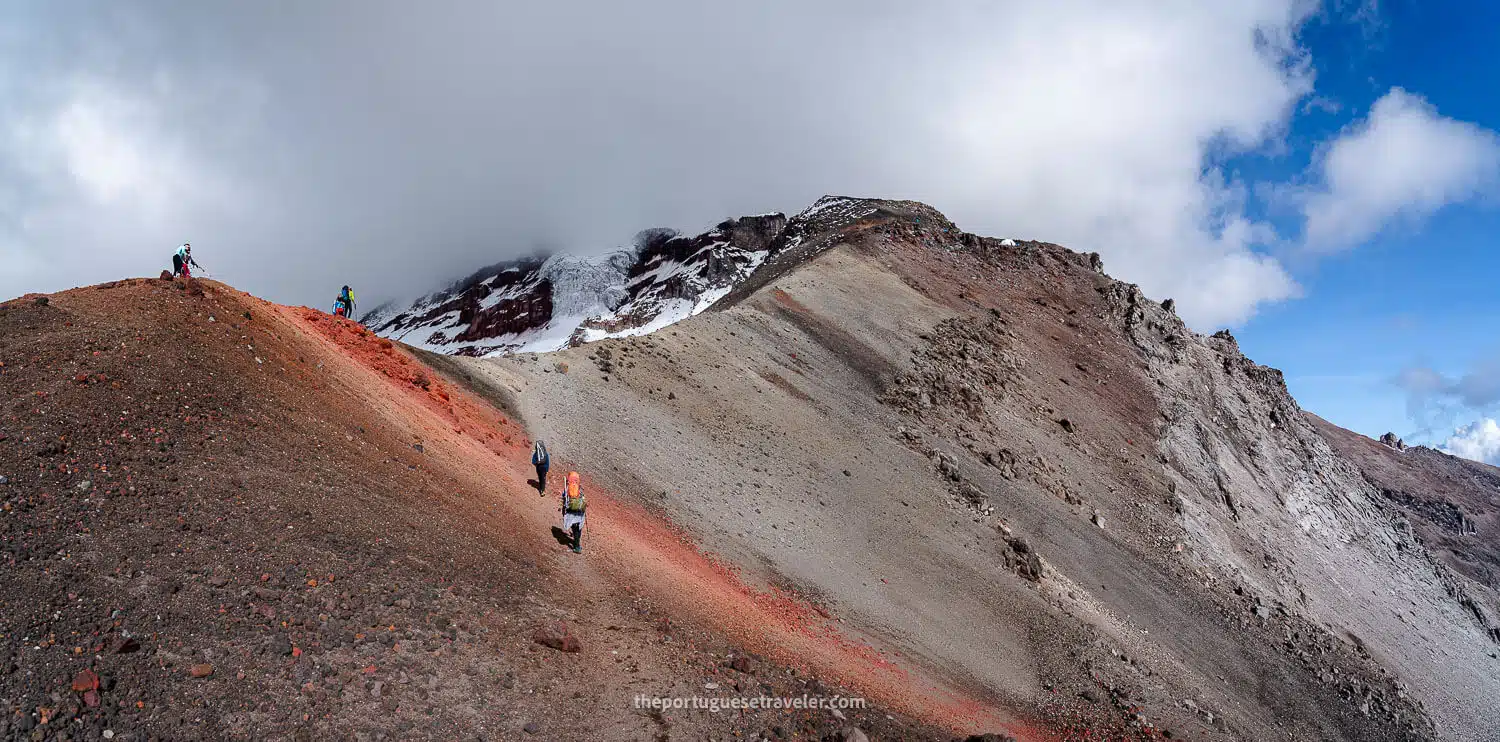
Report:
565,474,586,513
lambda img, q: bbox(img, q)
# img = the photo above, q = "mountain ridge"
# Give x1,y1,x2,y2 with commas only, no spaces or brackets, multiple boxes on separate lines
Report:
362,209,797,356
5,195,1499,740
450,194,1500,740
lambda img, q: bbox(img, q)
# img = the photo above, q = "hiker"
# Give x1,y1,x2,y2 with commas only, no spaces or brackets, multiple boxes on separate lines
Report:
172,243,201,278
338,285,356,319
332,296,348,317
531,440,550,493
559,471,585,553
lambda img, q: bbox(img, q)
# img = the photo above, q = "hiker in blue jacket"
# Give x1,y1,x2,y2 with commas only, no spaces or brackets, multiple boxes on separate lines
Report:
531,440,550,493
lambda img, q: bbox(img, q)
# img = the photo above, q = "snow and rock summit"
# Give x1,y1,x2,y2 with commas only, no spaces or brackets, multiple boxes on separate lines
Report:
362,196,911,357
362,212,804,356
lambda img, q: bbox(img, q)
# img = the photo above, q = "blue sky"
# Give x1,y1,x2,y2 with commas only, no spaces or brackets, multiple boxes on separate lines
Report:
1232,1,1500,452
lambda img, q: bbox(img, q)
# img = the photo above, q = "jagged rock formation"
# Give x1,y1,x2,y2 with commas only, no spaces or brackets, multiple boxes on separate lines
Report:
366,196,952,358
363,214,787,356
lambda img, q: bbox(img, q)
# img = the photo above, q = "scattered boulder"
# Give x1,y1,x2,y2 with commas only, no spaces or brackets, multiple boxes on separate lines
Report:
33,296,49,306
959,481,988,508
983,448,1018,479
110,636,141,654
266,635,293,657
159,270,174,281
1003,537,1044,582
1162,298,1176,314
835,727,870,742
523,722,542,734
1058,418,1076,434
532,620,582,652
189,663,214,678
935,452,962,481
71,669,100,693
1379,433,1407,451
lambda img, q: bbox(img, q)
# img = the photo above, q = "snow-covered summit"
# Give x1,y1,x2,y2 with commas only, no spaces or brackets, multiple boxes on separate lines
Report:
364,213,788,357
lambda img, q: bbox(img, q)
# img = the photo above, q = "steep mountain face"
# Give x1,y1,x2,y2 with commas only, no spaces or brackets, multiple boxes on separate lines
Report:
1310,416,1500,632
15,196,1500,741
363,213,788,357
455,197,1500,741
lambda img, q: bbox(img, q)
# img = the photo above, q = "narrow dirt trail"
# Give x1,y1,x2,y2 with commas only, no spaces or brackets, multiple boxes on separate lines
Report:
261,300,1034,739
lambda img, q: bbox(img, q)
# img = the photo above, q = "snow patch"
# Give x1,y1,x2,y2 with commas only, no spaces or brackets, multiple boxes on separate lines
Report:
372,209,798,356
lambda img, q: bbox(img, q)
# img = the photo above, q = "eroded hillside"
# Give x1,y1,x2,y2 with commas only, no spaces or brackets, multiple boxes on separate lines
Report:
0,277,999,741
6,197,1496,742
463,197,1500,741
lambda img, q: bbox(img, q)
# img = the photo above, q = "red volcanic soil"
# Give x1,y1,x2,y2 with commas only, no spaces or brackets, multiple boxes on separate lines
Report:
0,277,1037,741
279,295,1026,737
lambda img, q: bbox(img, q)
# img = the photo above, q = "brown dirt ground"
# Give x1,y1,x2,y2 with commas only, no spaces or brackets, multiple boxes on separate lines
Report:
0,277,998,741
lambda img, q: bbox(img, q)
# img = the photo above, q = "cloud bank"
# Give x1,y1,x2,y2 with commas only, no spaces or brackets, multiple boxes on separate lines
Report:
1399,357,1500,411
0,1,1487,331
1442,419,1500,467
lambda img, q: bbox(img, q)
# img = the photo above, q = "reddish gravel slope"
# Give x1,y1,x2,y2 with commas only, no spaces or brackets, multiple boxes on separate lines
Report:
0,276,1019,741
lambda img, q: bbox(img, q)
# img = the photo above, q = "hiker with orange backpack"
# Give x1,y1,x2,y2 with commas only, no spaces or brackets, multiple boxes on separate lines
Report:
559,471,586,553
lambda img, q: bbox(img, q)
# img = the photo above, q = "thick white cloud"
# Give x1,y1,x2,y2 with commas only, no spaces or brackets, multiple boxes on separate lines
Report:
1442,419,1500,466
1301,88,1500,251
0,1,1375,328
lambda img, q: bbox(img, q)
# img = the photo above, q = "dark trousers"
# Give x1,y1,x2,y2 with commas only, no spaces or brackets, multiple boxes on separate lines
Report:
569,522,582,551
535,466,548,492
172,255,184,276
